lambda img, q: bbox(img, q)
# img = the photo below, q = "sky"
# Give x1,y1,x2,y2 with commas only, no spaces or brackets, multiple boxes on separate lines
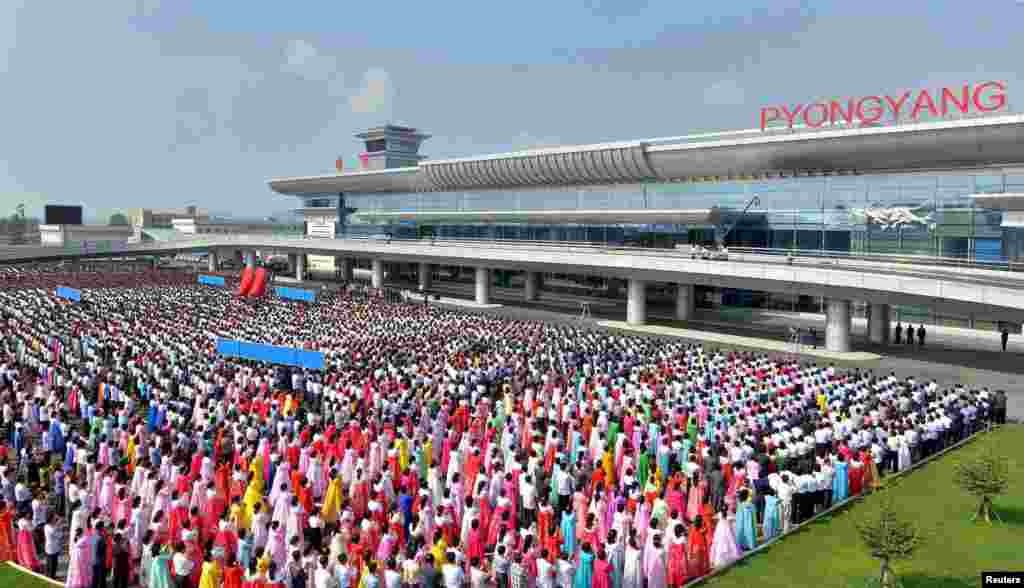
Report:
1,0,1022,221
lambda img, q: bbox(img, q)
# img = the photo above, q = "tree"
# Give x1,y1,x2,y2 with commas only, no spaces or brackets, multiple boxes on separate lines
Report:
855,493,925,588
6,203,27,245
109,212,130,226
953,450,1010,524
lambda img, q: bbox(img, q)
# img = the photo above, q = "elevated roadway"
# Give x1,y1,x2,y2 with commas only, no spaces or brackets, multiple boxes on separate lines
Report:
2,235,1023,351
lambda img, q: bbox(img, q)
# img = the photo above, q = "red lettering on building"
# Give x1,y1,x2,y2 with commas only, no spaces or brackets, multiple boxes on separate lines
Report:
973,81,1007,112
910,90,939,119
941,85,970,115
884,92,912,120
759,82,1008,130
780,104,804,128
803,103,829,127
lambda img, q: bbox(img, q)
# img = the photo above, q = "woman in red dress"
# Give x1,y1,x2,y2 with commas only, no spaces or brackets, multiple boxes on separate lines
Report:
667,523,690,587
848,459,864,496
0,501,16,562
222,553,244,588
686,515,711,578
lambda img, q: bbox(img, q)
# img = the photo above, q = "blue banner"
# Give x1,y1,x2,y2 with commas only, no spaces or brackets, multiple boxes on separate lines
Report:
274,286,316,303
55,286,81,302
198,275,226,287
215,337,325,369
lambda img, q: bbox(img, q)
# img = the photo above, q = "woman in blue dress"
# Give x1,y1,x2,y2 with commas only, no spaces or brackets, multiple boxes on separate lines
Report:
734,488,758,551
560,508,577,557
148,543,174,588
761,488,781,541
832,454,850,505
574,543,595,588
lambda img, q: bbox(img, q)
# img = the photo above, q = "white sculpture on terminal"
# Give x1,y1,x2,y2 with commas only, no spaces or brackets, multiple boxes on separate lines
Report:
850,206,936,230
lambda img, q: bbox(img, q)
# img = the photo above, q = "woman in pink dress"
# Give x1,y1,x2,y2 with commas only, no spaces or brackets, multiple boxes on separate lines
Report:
65,529,93,588
465,519,484,563
686,474,705,522
592,549,612,588
15,518,40,571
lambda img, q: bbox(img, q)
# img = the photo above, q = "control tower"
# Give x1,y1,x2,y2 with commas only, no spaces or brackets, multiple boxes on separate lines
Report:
355,125,431,170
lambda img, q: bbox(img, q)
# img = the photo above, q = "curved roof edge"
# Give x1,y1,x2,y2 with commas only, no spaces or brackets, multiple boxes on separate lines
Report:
268,114,1024,196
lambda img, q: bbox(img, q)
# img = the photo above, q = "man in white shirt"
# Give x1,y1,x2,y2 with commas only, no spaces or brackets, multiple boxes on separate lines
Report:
43,514,61,579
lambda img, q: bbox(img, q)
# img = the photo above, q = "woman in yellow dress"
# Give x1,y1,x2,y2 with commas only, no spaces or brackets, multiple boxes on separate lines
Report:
321,474,343,524
430,535,447,568
601,448,615,490
398,437,410,473
198,555,222,588
240,455,265,530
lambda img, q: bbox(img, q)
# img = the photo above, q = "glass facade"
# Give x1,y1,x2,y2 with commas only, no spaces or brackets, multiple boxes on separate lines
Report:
332,171,1024,262
301,170,1024,331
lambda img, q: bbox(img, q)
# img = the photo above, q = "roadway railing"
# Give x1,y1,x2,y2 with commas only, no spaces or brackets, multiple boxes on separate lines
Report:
3,234,1024,284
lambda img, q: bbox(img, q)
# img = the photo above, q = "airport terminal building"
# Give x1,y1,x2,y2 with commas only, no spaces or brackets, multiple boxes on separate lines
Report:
269,86,1024,329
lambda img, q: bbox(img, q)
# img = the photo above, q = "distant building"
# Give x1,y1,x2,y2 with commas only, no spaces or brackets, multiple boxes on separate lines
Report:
170,217,303,236
130,205,209,228
39,224,138,247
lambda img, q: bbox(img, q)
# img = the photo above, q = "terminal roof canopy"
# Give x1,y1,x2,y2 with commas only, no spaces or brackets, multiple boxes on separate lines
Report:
268,114,1024,195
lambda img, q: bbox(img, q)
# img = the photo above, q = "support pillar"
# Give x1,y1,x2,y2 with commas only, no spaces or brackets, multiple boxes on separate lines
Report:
295,254,306,281
418,262,433,291
868,303,891,345
244,250,256,269
825,299,852,352
287,254,298,275
627,279,647,326
207,250,218,273
371,260,384,288
475,267,491,305
336,257,354,282
524,271,540,301
675,283,694,321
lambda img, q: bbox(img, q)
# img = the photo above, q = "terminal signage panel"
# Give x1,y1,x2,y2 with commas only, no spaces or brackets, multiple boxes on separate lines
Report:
759,81,1007,131
308,221,336,239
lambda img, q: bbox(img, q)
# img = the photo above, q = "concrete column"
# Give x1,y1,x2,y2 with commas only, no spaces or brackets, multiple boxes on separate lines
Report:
868,303,891,345
475,267,491,305
244,250,256,269
825,299,852,352
207,250,218,273
418,262,433,291
287,254,298,275
524,271,540,301
627,279,647,325
675,283,694,321
336,257,354,281
295,254,306,281
371,260,384,288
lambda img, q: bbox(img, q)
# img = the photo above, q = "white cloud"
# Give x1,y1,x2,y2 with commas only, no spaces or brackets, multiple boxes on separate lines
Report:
703,79,746,106
282,40,335,82
349,68,394,115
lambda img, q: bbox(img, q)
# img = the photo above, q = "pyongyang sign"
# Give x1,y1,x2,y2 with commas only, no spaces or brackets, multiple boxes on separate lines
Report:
759,81,1007,131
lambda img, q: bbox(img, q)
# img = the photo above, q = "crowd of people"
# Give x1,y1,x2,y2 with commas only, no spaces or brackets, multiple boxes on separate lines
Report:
0,267,1008,588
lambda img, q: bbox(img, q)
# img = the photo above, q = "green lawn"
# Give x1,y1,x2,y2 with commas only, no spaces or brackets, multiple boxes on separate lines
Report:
0,563,58,588
702,425,1024,588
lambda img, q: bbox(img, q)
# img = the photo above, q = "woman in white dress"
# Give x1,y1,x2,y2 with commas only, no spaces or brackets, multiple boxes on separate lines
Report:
622,535,643,588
